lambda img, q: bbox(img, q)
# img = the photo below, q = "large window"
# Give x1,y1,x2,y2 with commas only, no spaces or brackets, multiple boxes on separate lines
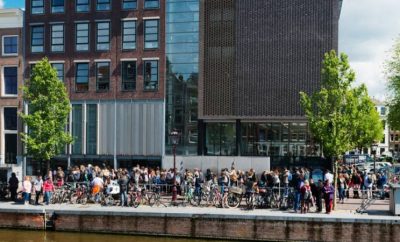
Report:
96,0,111,11
31,0,44,14
144,0,159,9
205,123,236,156
31,25,44,53
4,107,17,164
96,22,110,51
76,0,90,12
72,105,83,154
143,60,158,90
51,0,65,13
86,104,97,155
51,24,64,52
121,61,136,91
96,62,110,91
122,20,136,50
122,0,136,9
3,67,18,96
144,19,159,49
76,23,89,51
75,63,89,92
51,63,64,82
2,36,18,55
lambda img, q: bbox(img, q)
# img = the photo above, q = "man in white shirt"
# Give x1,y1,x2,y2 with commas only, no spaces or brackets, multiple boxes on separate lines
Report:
324,170,334,185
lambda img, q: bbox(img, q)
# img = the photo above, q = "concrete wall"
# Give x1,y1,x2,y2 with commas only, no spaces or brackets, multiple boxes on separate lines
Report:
163,156,270,173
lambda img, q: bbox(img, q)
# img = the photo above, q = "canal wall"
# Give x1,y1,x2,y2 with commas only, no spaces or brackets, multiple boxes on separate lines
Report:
0,208,399,241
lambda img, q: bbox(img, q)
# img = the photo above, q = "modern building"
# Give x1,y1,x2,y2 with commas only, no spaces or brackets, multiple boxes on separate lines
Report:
164,0,342,171
0,9,24,182
24,0,165,175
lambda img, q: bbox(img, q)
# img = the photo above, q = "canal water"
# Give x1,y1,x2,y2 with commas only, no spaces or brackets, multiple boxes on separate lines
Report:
0,229,225,242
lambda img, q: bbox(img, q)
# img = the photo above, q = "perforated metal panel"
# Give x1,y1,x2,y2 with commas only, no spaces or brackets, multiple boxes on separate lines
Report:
202,0,235,117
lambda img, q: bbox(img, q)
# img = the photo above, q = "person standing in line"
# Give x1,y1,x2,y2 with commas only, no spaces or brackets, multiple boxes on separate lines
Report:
322,180,334,214
22,176,32,205
33,175,43,205
364,173,373,199
8,173,19,202
118,171,129,207
43,177,54,205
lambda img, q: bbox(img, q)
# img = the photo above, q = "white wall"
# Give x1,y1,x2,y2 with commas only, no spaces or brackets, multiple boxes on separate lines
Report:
163,156,270,174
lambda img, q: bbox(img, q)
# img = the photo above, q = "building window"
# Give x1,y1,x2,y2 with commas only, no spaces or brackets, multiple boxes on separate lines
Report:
96,0,111,11
96,22,110,51
51,63,64,82
72,104,83,154
143,60,158,90
75,63,89,92
31,0,44,14
122,0,137,9
31,25,44,53
51,24,64,52
76,23,89,51
51,0,65,13
2,36,18,55
121,61,136,91
144,19,159,49
205,123,236,156
4,107,17,164
96,62,110,91
144,0,159,9
381,107,386,116
3,67,18,96
76,0,90,12
122,20,136,50
86,104,97,155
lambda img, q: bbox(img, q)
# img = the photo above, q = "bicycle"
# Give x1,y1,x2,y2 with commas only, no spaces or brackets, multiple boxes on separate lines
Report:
129,186,154,208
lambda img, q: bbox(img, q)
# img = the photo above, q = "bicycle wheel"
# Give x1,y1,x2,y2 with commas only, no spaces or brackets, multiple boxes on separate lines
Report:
105,196,114,206
226,193,241,208
148,193,156,207
131,194,141,208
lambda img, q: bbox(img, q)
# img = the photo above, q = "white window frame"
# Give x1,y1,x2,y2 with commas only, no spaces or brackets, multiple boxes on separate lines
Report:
2,35,18,56
1,65,18,97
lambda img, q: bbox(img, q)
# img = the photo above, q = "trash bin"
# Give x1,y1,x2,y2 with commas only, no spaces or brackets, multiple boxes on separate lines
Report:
389,184,400,215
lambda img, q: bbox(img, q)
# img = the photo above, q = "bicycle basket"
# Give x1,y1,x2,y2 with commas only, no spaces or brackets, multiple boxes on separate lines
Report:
229,187,243,194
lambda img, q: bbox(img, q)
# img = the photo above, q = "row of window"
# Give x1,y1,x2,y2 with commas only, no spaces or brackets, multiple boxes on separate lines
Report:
1,36,18,56
31,19,159,53
1,67,18,96
31,0,160,14
33,60,159,92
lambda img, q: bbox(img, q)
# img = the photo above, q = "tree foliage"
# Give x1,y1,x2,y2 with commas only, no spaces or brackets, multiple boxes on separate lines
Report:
385,36,400,130
300,50,382,158
20,58,72,168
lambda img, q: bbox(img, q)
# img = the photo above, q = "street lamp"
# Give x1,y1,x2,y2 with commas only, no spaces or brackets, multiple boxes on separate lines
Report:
169,129,181,203
372,143,378,174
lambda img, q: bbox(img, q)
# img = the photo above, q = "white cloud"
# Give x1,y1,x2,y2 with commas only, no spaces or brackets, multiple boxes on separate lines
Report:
339,0,400,101
0,0,4,9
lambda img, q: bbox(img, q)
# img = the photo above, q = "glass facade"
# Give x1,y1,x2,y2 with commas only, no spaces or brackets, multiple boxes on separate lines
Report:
86,104,97,155
165,0,199,155
205,123,236,156
72,104,83,154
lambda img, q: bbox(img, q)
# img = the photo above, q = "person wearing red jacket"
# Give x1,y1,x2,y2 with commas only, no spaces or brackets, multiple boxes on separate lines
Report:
43,177,54,205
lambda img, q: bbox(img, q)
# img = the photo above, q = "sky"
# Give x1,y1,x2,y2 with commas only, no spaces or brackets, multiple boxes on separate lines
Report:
1,0,400,101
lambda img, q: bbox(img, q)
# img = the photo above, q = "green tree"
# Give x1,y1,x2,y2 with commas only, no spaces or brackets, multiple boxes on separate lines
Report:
20,58,73,173
300,50,382,209
385,36,400,130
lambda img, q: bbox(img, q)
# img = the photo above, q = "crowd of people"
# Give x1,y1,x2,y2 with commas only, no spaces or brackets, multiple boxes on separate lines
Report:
6,162,389,214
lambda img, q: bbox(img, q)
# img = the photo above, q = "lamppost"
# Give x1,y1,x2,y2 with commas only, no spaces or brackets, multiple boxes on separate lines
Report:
372,143,378,174
169,129,180,203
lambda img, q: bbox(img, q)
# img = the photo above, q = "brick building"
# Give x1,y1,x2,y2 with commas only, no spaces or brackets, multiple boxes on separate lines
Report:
24,0,165,174
0,9,24,182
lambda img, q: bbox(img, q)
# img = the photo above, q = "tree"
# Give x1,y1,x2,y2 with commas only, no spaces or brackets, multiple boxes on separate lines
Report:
300,50,382,209
20,58,73,173
385,36,400,130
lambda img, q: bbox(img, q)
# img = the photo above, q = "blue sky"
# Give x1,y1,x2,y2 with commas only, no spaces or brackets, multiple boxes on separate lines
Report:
4,0,24,8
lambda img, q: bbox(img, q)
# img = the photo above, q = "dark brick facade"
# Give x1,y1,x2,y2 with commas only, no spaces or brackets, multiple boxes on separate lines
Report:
199,0,340,120
24,0,165,101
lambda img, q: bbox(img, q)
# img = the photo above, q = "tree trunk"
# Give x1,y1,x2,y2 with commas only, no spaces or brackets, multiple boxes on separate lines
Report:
46,160,51,175
333,159,338,210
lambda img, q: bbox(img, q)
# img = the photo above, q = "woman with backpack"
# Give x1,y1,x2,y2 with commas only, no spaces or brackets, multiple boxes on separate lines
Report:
300,180,312,213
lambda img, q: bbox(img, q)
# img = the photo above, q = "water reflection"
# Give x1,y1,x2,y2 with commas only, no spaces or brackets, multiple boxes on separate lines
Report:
0,229,224,242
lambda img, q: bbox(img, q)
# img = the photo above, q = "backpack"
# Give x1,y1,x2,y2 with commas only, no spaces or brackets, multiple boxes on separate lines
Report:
367,176,372,184
288,172,293,181
304,189,312,201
